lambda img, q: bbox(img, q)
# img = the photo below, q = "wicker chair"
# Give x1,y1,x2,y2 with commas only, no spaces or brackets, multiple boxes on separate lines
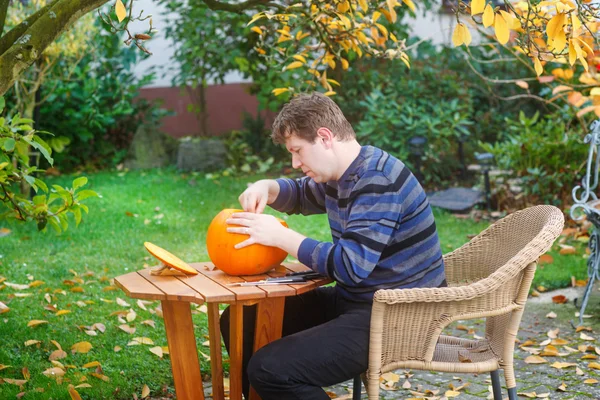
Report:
356,205,564,400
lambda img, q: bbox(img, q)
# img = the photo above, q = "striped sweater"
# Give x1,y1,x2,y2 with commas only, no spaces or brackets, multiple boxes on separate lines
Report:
270,145,446,302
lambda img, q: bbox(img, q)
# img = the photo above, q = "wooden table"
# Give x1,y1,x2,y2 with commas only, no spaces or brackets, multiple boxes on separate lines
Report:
114,262,332,400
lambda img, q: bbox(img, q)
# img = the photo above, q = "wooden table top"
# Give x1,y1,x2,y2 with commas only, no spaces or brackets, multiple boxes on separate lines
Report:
114,262,332,305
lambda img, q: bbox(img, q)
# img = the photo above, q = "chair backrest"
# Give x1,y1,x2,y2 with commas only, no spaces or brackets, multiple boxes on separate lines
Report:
443,205,564,359
443,205,564,286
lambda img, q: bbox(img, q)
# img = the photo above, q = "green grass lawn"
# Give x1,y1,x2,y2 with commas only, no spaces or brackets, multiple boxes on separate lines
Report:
0,168,588,398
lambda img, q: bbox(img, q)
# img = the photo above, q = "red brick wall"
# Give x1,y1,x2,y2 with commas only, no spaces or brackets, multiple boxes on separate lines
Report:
138,83,275,138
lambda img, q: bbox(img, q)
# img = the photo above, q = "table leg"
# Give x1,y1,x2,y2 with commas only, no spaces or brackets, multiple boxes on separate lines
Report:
161,300,205,400
249,297,286,400
229,304,244,400
207,303,225,400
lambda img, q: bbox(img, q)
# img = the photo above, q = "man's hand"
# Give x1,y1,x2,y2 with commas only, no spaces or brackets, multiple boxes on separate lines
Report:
238,180,279,214
226,212,305,258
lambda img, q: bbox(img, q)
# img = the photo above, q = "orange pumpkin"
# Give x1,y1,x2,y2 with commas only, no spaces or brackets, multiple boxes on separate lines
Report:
206,209,289,275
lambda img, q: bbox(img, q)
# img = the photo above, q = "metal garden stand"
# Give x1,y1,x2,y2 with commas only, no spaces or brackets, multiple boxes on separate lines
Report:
570,119,600,325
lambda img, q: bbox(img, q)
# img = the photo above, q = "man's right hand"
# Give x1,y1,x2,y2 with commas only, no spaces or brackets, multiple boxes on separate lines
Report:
238,179,280,214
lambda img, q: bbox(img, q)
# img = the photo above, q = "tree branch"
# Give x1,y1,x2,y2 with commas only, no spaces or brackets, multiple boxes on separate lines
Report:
0,0,110,96
0,0,9,36
0,0,60,57
202,0,274,13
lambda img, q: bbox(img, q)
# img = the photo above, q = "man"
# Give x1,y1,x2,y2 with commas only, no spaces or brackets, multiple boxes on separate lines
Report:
220,92,446,399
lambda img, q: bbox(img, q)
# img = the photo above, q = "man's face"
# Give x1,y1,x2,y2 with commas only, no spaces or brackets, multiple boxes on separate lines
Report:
285,134,331,183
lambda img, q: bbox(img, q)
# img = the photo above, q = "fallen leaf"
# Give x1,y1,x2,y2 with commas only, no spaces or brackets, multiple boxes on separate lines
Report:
116,298,130,307
141,320,155,328
24,339,41,346
149,346,163,358
118,324,136,334
0,364,11,370
589,361,600,370
584,378,599,384
550,362,576,369
90,372,110,382
68,384,82,400
546,311,557,319
581,333,596,341
142,384,150,398
71,341,93,354
524,355,548,364
42,367,65,378
552,295,568,304
83,361,101,368
114,346,122,352
56,310,71,316
27,320,48,327
539,254,553,264
0,301,10,314
557,382,567,391
49,349,67,361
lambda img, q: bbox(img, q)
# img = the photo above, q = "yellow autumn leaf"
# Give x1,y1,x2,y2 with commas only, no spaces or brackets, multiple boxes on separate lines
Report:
56,310,71,316
115,0,127,23
546,13,565,41
71,341,93,354
272,88,290,96
568,40,577,65
402,0,416,12
149,346,164,358
551,362,577,369
284,61,304,71
324,91,337,96
590,88,600,96
24,340,41,346
250,26,263,35
27,320,48,327
292,54,306,63
247,12,265,26
341,58,349,70
534,58,543,76
483,4,495,27
0,301,9,314
525,355,548,364
471,0,485,16
68,384,83,400
452,23,465,46
43,367,65,378
83,361,101,368
589,362,600,370
358,0,368,12
142,384,150,398
494,12,510,44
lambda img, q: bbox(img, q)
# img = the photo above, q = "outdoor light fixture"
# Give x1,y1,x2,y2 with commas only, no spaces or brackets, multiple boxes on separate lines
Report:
475,152,494,211
408,135,427,183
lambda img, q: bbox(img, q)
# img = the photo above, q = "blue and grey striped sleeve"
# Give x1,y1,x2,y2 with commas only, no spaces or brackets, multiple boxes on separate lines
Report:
298,175,402,285
270,177,327,215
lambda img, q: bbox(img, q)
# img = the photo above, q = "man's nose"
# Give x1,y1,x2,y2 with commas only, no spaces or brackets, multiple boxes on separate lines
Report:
292,155,302,169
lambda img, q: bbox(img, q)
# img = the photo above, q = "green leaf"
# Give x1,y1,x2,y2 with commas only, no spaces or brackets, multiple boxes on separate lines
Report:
73,176,88,190
23,175,36,189
76,190,98,201
24,136,54,166
48,216,62,233
71,206,82,226
15,141,29,163
79,204,89,214
34,178,48,193
0,97,5,114
3,138,14,151
33,195,46,206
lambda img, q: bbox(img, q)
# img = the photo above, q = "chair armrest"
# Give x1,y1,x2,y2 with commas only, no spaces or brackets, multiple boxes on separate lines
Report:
373,279,498,304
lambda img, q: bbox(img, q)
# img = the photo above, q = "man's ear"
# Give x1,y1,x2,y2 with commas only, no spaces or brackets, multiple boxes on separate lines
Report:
316,128,334,148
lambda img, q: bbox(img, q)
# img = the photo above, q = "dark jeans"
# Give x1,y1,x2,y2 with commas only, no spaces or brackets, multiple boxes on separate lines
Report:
220,286,372,400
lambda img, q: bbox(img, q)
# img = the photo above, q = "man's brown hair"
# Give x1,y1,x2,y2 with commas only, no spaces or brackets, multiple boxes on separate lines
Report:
271,92,356,144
